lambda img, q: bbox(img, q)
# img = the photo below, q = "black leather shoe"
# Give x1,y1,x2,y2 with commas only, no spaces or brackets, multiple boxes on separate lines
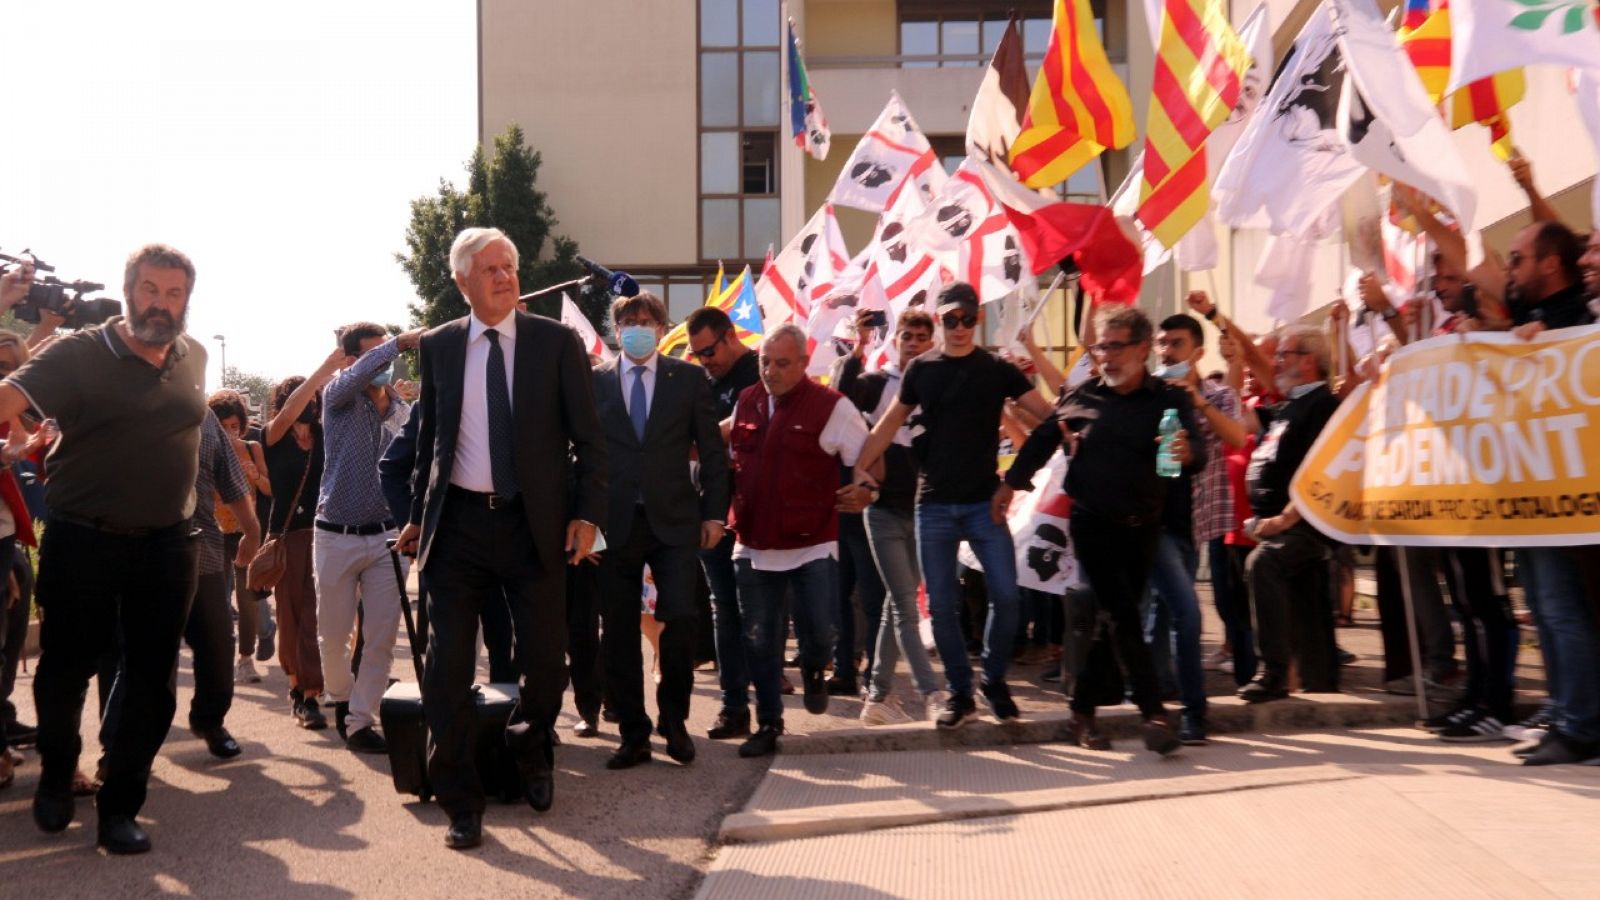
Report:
605,739,653,770
332,702,350,741
193,725,243,759
601,707,619,723
445,813,483,850
4,719,37,749
97,815,151,855
572,717,599,738
707,710,751,740
661,721,695,764
294,697,328,730
825,673,859,696
738,722,784,758
1238,677,1289,704
802,668,830,715
524,769,554,812
346,726,388,755
32,787,74,833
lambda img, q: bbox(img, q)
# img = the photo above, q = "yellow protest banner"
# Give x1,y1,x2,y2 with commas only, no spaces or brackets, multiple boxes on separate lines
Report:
1293,326,1600,547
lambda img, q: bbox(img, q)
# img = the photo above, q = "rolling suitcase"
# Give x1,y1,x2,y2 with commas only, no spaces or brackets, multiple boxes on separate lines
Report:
379,548,525,804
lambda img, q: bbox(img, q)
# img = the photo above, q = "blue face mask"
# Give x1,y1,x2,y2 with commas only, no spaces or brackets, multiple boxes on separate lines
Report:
619,325,658,359
1154,360,1191,381
370,366,393,388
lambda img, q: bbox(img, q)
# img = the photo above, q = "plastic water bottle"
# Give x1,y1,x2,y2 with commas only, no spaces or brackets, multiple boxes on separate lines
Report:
1156,408,1182,478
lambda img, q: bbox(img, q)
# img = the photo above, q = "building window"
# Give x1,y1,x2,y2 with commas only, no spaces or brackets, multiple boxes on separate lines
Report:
897,1,1101,69
699,0,781,265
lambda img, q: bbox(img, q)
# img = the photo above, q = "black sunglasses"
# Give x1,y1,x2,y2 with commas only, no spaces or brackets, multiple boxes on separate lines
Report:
687,343,720,360
941,312,978,330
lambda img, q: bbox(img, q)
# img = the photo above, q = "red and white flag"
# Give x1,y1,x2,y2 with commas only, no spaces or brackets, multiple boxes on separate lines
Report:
828,92,947,214
754,204,850,328
560,293,613,363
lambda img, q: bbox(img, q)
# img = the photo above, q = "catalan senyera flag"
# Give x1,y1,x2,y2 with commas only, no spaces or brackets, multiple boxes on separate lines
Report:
1400,1,1524,161
657,265,763,359
1008,0,1135,189
1134,0,1250,248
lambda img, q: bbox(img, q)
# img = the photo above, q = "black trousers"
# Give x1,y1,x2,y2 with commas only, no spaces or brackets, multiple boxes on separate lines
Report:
33,518,197,818
1068,515,1164,719
480,587,518,685
421,493,566,817
598,508,697,745
1440,548,1515,719
565,559,603,721
1247,522,1338,691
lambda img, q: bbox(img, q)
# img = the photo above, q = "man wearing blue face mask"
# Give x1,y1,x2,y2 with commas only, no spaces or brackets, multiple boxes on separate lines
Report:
313,321,421,753
591,293,728,769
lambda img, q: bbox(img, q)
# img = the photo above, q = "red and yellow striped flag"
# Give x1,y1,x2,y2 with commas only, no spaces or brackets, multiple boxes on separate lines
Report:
1400,2,1524,161
1008,0,1134,189
1135,0,1250,248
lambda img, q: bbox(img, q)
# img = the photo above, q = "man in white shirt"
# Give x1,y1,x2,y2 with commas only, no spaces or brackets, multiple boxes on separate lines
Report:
725,324,878,757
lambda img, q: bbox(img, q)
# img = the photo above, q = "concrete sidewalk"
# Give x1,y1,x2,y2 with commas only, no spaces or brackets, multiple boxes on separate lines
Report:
701,729,1600,899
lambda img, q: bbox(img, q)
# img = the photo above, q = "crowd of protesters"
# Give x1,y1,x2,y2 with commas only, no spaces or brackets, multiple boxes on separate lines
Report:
0,199,1596,853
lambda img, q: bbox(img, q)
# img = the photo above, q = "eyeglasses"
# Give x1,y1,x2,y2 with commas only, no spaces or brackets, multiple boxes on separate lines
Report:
941,312,978,330
687,343,720,360
1088,341,1139,356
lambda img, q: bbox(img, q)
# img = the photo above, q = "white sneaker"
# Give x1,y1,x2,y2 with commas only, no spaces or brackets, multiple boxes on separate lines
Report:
234,657,260,684
924,689,951,722
860,696,914,726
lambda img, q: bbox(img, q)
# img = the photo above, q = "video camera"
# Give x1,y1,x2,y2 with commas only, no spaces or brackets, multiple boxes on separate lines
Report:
0,249,123,329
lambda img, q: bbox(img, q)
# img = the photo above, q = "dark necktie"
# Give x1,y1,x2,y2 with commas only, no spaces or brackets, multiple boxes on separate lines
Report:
485,329,518,499
630,365,648,442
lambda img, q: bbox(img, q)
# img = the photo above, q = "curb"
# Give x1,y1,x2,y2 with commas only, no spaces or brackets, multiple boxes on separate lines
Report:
774,691,1528,756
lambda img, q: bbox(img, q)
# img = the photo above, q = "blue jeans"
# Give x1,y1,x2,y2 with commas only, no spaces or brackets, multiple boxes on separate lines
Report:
836,513,886,680
864,506,941,699
1519,547,1600,742
699,532,749,716
1146,531,1207,717
917,501,1020,698
735,556,838,725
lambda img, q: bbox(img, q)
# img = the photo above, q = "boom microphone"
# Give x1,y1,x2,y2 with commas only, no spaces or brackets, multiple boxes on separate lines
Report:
576,255,640,298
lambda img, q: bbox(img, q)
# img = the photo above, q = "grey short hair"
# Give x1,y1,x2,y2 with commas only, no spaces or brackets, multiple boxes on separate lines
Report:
1282,324,1330,378
123,243,196,300
449,227,518,278
762,323,808,357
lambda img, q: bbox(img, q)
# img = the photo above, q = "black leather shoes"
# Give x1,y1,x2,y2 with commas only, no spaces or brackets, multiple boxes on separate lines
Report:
1238,677,1290,704
738,722,783,758
524,768,554,812
332,702,350,741
193,725,242,759
97,815,151,855
605,739,653,770
802,668,830,715
445,812,483,850
660,721,695,765
345,726,388,755
707,710,751,740
572,717,599,738
33,787,74,833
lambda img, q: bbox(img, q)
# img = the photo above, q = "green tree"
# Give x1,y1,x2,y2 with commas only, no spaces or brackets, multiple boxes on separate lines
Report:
397,125,613,330
221,365,277,412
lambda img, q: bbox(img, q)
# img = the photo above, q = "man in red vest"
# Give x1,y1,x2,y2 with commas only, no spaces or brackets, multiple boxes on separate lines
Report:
727,323,878,757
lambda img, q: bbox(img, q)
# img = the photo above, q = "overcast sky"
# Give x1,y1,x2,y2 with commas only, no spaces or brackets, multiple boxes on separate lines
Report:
1,0,477,395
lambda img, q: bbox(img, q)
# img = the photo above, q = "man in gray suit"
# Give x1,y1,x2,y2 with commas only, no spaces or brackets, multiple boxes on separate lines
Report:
591,292,728,769
395,227,607,849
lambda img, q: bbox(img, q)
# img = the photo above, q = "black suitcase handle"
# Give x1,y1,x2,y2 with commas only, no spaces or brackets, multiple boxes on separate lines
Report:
387,543,426,685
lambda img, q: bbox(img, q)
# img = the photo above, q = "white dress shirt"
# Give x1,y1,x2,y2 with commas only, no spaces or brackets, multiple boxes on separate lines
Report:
734,395,870,572
620,352,658,423
451,311,518,493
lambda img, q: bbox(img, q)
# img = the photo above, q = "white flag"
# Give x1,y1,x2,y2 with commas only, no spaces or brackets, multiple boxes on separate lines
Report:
966,17,1030,168
560,294,613,363
753,205,850,328
1334,0,1478,231
828,92,947,213
1214,4,1364,237
1446,0,1600,97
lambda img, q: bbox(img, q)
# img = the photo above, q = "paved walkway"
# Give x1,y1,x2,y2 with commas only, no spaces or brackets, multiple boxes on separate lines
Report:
702,729,1600,899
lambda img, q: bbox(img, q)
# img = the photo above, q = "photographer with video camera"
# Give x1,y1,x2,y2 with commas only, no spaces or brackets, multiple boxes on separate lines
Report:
0,243,234,855
0,251,122,350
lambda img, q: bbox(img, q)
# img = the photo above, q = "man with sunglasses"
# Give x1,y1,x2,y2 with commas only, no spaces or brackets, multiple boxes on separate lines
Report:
684,308,761,740
854,283,1053,729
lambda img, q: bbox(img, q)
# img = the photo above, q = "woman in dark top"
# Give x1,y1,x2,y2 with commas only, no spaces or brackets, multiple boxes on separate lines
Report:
263,360,334,731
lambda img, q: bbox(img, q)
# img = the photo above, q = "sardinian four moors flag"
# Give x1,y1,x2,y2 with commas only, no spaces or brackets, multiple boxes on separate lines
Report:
965,15,1031,170
1009,0,1136,188
1334,0,1478,231
1445,0,1600,96
1135,0,1252,249
753,204,850,327
828,92,945,213
786,18,830,160
560,293,613,363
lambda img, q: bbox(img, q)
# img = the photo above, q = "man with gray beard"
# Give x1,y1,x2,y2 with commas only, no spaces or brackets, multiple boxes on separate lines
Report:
0,244,224,855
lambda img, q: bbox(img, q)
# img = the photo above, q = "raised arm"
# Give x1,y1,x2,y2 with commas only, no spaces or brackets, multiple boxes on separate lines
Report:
265,346,345,446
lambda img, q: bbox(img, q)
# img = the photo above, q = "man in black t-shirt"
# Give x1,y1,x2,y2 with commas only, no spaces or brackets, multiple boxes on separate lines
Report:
854,283,1052,730
686,307,763,740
